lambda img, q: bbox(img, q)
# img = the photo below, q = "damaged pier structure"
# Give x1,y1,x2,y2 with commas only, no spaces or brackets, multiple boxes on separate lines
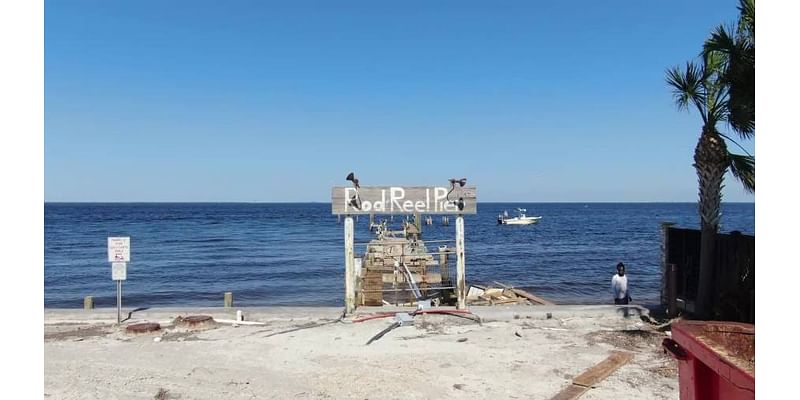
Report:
332,175,476,314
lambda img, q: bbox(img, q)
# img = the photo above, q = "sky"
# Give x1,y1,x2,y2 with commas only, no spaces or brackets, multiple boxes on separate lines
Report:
44,0,754,202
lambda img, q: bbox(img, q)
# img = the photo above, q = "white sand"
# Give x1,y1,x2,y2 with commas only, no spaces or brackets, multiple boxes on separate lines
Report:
44,306,678,399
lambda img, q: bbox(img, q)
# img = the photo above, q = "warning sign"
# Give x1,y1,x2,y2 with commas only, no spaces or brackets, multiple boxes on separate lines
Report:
107,237,130,262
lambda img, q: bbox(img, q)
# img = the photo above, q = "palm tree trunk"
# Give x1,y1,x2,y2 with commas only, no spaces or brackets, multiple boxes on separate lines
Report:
693,128,729,319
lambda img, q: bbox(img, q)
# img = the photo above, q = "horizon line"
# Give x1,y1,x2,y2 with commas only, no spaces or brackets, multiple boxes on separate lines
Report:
43,200,756,204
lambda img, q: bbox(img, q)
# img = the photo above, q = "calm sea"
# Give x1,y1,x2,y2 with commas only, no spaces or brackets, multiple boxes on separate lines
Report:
44,203,754,308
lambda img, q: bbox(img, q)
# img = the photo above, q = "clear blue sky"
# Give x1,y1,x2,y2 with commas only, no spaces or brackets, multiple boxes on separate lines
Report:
45,0,754,202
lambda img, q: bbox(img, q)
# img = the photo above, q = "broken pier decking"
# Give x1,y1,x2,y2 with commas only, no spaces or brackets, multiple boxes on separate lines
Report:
359,235,446,306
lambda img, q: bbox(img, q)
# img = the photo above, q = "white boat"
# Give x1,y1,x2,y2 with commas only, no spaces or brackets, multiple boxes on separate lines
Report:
498,208,542,225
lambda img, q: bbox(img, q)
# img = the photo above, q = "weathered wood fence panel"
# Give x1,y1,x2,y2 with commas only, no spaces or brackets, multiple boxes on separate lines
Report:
663,227,754,323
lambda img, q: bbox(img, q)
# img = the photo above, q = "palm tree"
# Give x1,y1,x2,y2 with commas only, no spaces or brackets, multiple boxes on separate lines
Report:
666,30,755,318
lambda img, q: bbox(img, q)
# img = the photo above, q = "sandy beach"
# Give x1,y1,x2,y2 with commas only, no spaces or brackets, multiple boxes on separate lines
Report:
44,305,678,399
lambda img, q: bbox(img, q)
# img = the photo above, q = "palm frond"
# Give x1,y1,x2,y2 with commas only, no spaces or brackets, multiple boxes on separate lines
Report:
703,23,754,139
728,152,755,193
666,62,706,118
703,48,726,82
701,25,742,71
738,0,755,40
704,25,736,59
720,132,753,157
725,38,755,138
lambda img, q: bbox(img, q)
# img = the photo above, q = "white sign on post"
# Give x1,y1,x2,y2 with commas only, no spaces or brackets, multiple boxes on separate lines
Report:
108,237,131,262
112,262,127,281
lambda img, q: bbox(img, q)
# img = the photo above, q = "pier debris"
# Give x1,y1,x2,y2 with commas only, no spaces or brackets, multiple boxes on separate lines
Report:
126,322,161,335
174,315,217,330
366,321,402,345
466,284,554,306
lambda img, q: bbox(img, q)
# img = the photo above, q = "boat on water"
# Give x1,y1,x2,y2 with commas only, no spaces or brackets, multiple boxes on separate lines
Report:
498,208,542,225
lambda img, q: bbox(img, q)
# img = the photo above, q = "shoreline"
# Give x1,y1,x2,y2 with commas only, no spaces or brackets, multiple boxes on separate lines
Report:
44,304,655,319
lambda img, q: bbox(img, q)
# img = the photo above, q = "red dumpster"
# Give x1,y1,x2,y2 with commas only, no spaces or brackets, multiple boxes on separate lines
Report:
662,321,754,400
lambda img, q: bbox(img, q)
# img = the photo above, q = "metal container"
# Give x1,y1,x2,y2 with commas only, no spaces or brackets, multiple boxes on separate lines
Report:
663,320,754,400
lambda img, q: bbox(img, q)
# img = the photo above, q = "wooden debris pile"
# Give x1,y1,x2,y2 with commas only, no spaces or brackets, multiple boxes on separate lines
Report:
466,284,555,306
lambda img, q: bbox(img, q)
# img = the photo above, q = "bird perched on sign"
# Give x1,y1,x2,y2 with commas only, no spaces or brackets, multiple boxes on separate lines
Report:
447,178,467,211
346,172,361,209
346,172,360,189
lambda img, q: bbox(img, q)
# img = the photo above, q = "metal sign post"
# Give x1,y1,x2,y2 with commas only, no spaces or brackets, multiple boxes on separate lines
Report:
116,280,122,324
108,237,130,324
112,261,127,323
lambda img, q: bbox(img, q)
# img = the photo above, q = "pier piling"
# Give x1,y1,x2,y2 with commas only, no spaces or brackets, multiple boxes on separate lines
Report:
344,216,356,314
224,292,233,308
438,246,449,284
456,215,466,310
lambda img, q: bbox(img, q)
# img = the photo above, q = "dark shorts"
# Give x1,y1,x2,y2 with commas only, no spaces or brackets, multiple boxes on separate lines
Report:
614,298,629,305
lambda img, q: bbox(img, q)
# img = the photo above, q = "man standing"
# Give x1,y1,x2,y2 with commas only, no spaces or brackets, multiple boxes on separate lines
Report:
612,262,631,305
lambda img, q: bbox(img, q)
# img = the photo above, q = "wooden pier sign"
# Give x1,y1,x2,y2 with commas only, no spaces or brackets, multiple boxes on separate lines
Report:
331,186,477,215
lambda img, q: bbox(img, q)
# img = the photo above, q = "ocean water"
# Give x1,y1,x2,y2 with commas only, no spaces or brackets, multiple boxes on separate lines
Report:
44,203,754,308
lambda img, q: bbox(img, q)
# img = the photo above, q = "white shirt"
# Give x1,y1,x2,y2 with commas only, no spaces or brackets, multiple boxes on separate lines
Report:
611,274,628,299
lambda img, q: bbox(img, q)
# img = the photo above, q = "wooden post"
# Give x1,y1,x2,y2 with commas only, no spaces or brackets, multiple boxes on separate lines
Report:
224,292,233,308
660,222,675,306
667,263,678,317
438,246,449,284
84,296,94,310
456,215,466,310
344,216,356,314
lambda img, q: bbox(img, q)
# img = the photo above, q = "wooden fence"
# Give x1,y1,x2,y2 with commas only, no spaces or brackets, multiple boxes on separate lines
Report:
662,226,754,323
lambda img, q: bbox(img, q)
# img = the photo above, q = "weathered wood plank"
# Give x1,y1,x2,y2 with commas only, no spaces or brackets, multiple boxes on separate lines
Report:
571,351,634,388
381,272,442,284
549,351,633,400
549,384,590,400
492,281,555,305
362,271,383,306
510,288,556,306
331,186,477,215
